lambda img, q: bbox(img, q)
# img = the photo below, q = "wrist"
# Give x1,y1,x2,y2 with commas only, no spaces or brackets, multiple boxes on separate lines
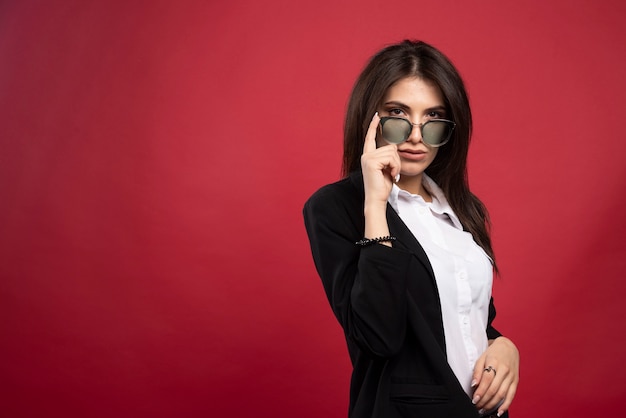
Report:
364,200,387,216
363,200,390,244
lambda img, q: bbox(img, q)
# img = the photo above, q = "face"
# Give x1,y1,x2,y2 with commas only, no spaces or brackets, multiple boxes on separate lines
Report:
377,76,447,182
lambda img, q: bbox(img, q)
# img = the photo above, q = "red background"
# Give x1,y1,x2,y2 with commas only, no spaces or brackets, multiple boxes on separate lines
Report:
1,1,625,417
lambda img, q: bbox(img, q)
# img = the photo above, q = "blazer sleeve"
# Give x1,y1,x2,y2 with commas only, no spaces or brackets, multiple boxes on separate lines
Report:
303,184,414,357
487,297,502,340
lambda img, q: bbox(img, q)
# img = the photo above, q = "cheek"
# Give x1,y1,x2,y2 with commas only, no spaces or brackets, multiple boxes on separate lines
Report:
421,148,439,169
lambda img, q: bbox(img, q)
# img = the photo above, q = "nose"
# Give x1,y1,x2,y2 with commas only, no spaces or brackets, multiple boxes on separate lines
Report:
407,123,423,143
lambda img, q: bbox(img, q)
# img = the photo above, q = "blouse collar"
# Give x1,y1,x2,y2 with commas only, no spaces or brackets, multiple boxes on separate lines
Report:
388,174,464,231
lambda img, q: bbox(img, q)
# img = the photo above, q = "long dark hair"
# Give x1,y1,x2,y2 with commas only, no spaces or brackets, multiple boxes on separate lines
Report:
342,40,497,269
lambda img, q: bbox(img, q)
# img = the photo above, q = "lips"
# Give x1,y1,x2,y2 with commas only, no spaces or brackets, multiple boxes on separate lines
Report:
398,149,428,161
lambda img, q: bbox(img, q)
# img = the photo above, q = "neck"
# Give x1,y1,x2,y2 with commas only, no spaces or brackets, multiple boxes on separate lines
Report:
397,173,432,202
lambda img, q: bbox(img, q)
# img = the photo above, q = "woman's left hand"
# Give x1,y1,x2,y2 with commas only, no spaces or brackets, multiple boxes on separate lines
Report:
471,336,520,416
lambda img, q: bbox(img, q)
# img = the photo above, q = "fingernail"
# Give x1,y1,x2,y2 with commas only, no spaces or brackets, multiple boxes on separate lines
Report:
394,174,400,182
478,409,485,415
497,410,504,417
472,395,480,404
471,379,478,388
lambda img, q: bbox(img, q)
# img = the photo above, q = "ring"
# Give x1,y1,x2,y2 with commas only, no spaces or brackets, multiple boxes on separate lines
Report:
483,366,497,377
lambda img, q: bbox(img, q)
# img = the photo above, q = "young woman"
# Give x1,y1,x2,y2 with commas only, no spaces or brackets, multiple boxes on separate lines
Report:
303,40,519,418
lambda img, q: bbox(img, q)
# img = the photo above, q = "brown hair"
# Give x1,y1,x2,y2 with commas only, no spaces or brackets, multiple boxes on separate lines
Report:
342,40,497,269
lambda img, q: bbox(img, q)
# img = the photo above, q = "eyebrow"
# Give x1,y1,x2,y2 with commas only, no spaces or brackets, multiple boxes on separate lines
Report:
382,101,447,114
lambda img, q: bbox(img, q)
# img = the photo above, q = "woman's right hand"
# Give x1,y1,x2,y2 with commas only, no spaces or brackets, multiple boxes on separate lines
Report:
360,113,401,206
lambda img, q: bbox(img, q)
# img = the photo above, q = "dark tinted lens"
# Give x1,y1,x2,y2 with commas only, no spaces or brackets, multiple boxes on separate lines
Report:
381,118,411,144
422,120,453,146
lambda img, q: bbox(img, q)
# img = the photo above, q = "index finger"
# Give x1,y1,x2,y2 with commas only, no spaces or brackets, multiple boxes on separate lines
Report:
362,112,380,154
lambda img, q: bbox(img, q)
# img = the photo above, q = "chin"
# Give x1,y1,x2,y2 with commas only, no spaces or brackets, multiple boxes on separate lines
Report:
400,160,433,175
400,165,431,177
399,171,426,179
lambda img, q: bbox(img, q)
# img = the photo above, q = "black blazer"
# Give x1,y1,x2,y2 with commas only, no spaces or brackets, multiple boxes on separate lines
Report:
303,172,505,418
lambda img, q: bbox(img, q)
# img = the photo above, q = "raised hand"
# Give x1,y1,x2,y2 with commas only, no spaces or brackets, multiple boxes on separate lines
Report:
360,113,401,207
360,113,401,243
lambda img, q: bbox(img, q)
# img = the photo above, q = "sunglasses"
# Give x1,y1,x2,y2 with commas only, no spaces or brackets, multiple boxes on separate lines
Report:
379,117,456,147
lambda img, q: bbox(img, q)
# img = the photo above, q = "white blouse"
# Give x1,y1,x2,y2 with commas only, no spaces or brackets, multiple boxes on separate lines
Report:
388,174,494,395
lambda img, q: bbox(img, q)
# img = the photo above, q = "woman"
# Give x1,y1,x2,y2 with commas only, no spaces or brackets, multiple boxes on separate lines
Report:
303,40,519,418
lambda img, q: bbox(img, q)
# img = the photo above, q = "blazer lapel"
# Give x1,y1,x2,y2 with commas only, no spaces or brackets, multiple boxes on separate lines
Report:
386,203,436,281
386,195,448,354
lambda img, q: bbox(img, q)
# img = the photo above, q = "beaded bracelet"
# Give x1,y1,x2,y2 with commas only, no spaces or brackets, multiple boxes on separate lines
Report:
355,236,397,246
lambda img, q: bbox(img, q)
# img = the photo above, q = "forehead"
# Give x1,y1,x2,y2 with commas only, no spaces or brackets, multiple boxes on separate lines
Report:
382,76,444,106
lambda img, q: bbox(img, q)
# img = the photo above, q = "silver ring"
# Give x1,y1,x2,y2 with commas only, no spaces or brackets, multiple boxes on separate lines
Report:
483,366,497,377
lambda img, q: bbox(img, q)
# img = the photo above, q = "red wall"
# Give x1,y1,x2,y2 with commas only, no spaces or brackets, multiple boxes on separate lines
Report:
1,1,625,417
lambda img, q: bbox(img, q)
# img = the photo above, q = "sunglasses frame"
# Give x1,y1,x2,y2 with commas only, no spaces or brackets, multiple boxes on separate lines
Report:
379,116,456,147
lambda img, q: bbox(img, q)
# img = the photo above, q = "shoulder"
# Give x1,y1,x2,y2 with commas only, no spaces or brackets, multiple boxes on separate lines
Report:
304,172,363,209
302,172,366,232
